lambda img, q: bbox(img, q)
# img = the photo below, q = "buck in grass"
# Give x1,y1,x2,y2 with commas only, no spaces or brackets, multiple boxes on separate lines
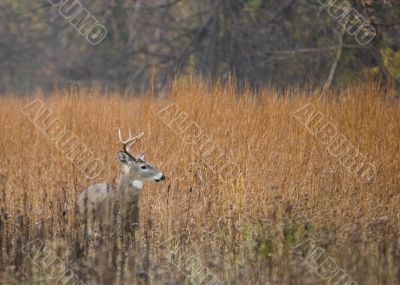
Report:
78,129,165,234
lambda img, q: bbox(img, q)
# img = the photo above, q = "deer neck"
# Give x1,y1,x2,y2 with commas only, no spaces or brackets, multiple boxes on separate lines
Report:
117,172,142,204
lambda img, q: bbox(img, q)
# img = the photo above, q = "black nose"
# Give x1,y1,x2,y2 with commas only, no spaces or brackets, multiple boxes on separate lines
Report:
160,174,166,181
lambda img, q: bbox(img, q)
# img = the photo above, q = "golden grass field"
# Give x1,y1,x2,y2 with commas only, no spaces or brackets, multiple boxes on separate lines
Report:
0,78,400,284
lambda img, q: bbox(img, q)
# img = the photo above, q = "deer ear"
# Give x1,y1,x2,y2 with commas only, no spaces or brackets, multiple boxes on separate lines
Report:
118,151,132,165
138,154,145,160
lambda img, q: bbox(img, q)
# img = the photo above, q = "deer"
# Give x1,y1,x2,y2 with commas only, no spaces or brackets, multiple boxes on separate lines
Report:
78,129,166,235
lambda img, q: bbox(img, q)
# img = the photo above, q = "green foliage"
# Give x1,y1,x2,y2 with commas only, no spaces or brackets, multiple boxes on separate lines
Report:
259,237,274,257
382,48,400,79
282,219,315,246
257,223,276,258
256,219,315,259
245,0,263,15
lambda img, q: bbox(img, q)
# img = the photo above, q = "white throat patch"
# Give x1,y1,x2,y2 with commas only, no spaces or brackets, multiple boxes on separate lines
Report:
131,180,143,189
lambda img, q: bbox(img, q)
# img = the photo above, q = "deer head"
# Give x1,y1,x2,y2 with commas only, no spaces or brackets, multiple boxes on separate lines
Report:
118,129,165,190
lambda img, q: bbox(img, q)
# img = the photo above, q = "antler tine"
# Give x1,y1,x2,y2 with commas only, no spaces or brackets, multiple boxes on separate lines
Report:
118,128,123,143
126,131,143,150
118,128,144,159
118,128,129,144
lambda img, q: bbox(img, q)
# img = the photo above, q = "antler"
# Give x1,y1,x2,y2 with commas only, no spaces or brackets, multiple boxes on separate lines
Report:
118,128,144,160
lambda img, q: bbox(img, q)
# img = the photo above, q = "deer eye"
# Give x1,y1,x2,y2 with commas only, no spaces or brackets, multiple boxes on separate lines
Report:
141,165,148,170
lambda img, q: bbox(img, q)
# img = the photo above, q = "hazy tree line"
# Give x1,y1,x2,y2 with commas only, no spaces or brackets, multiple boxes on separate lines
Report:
0,0,399,93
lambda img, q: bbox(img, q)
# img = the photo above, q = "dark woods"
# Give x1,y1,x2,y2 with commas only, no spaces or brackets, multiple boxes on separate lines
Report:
0,0,399,93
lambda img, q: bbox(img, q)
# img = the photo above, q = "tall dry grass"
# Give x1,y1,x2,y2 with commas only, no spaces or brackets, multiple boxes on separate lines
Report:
0,78,400,284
